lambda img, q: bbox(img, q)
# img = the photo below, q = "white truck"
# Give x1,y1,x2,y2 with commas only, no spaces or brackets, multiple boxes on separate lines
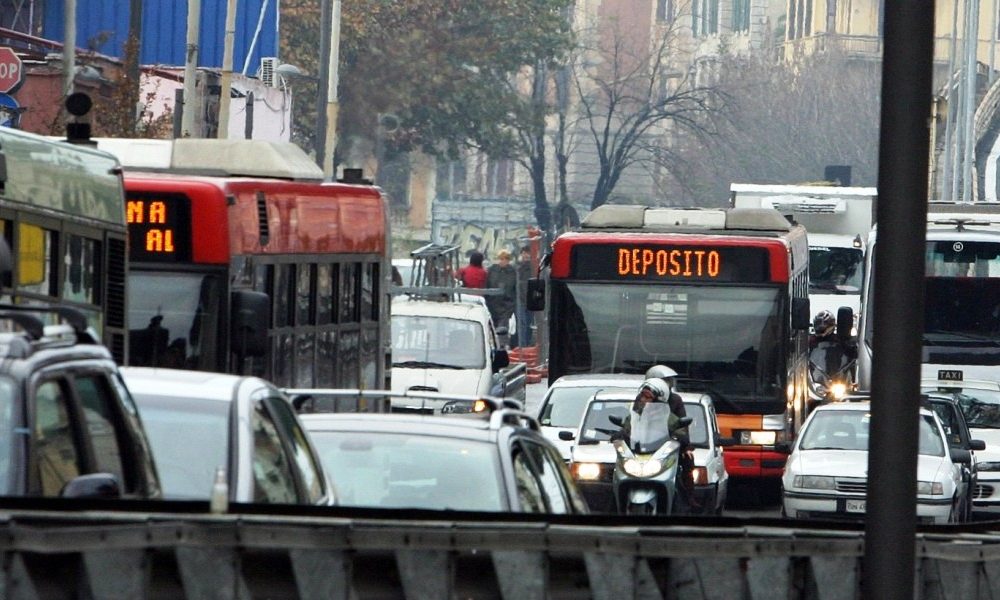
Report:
389,295,526,410
730,183,877,324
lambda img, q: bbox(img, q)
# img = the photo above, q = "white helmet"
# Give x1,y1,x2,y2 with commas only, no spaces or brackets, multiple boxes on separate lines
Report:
645,364,678,393
637,378,670,402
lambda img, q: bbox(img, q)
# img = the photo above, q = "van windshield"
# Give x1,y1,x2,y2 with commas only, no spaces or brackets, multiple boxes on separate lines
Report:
391,315,486,369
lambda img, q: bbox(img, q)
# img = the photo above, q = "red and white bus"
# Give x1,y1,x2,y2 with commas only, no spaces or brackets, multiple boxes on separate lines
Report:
535,204,812,484
98,139,391,389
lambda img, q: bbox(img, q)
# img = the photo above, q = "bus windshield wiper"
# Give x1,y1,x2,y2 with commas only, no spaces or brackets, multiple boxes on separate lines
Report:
392,360,464,369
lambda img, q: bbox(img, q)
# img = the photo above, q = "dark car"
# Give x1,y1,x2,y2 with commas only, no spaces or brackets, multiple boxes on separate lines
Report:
0,305,161,499
922,393,986,522
300,409,588,513
121,367,334,505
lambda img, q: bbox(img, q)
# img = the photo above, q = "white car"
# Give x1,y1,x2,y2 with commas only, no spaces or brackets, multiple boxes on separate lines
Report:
922,378,1000,514
782,400,965,523
536,374,644,460
565,390,728,515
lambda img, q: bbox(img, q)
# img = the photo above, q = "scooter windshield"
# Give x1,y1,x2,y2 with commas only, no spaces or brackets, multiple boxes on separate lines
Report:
810,342,850,382
629,402,673,453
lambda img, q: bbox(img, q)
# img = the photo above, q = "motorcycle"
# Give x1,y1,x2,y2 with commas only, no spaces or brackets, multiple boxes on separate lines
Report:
808,340,856,403
608,404,693,516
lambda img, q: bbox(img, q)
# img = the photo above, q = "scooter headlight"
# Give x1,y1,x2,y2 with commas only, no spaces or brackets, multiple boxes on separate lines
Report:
829,382,848,400
623,458,664,477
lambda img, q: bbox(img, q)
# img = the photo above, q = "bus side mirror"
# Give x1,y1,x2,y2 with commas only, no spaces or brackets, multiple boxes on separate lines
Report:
527,278,545,311
0,237,11,293
231,290,270,358
837,306,855,342
792,298,811,330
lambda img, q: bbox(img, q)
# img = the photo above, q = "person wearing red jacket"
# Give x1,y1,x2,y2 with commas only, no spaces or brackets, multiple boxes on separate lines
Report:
456,251,487,288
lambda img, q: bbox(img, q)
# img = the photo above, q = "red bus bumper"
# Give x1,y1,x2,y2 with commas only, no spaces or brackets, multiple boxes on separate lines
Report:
723,447,787,478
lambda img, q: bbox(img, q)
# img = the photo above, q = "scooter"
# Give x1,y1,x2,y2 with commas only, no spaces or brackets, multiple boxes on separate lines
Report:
608,406,693,516
808,341,856,403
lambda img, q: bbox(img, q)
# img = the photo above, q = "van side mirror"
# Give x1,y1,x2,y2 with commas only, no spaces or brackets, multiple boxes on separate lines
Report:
0,237,11,293
526,279,545,311
971,439,987,451
792,298,811,330
231,290,270,358
951,448,972,465
492,348,510,371
837,306,855,342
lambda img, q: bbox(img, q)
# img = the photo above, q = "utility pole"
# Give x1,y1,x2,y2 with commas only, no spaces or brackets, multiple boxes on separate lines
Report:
181,0,201,138
217,0,238,139
63,0,75,99
126,0,143,134
314,0,341,178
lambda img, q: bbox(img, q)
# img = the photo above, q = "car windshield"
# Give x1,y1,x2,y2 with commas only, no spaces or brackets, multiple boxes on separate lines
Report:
308,430,505,511
0,376,15,495
578,400,631,443
538,384,638,428
131,394,230,499
925,387,1000,429
799,410,945,456
391,315,485,369
809,246,863,293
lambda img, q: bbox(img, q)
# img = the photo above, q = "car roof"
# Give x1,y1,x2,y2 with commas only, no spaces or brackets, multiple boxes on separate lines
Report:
299,412,532,442
921,379,1000,392
547,374,645,388
120,366,267,403
391,297,490,319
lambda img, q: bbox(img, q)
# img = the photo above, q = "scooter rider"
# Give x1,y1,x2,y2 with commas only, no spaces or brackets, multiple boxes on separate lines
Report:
644,365,699,510
809,310,857,379
620,378,677,441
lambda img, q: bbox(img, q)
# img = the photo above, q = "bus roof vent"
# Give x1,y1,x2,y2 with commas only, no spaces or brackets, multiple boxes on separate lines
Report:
581,204,647,228
724,208,793,231
171,140,324,181
644,208,726,228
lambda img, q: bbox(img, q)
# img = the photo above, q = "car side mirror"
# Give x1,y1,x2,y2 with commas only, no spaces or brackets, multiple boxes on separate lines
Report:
971,439,987,451
60,473,121,499
526,279,545,311
774,441,793,454
951,448,972,464
558,430,576,441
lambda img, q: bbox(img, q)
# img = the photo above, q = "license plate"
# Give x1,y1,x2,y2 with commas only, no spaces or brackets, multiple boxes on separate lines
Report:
845,499,866,513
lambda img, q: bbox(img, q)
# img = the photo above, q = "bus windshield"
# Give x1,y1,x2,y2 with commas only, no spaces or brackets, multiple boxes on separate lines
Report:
809,246,863,293
128,272,224,371
550,282,785,411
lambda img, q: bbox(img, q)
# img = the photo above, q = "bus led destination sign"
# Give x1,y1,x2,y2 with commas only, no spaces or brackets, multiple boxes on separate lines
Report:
570,244,771,282
126,193,192,262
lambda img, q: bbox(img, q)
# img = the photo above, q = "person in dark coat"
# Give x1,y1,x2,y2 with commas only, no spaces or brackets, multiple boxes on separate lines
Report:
514,245,534,348
486,249,517,334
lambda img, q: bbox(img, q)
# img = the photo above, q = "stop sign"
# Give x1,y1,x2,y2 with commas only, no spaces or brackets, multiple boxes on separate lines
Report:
0,47,23,94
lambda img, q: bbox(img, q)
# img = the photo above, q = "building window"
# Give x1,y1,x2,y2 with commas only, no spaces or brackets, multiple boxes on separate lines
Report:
692,0,701,36
826,0,837,32
788,0,797,39
733,0,750,32
708,0,719,34
657,0,674,21
805,0,813,36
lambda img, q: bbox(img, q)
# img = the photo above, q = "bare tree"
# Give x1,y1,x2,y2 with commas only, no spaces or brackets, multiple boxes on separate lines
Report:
571,18,723,210
668,45,881,204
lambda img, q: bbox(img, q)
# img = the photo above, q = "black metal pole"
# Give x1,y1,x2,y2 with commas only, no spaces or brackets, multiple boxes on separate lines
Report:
863,2,933,599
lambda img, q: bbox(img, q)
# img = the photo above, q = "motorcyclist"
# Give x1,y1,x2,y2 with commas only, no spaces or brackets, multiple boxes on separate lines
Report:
644,364,699,510
809,310,857,400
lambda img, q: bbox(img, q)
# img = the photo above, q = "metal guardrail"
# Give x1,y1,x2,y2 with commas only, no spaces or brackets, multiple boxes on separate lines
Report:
0,507,999,598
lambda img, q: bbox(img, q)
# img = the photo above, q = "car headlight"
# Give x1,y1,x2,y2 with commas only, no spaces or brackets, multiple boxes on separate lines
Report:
573,462,603,481
916,481,944,495
793,475,837,490
623,458,664,477
978,461,1000,472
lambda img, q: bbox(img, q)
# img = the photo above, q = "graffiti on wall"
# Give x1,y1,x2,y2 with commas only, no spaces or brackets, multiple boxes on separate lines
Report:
435,221,529,259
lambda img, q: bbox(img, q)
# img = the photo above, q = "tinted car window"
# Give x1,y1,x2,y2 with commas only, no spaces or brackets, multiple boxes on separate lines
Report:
309,430,505,510
267,398,326,504
251,402,298,503
74,374,126,489
34,380,82,496
522,441,570,513
134,395,230,499
512,448,546,512
0,377,15,494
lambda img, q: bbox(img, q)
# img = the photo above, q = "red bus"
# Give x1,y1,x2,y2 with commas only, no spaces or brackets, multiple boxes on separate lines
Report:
101,139,391,389
535,204,812,484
